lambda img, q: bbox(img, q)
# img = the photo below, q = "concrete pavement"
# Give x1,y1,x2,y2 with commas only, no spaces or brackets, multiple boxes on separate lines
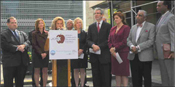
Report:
0,59,162,86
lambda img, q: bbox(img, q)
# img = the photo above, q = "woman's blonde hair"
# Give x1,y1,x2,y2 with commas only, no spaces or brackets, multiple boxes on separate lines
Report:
35,18,46,31
73,17,83,30
50,16,66,30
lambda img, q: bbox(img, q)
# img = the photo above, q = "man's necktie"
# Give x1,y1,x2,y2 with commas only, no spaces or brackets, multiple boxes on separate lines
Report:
13,31,19,41
97,23,100,32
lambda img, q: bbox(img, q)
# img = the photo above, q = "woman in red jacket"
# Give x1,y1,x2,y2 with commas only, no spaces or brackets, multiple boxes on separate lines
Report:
108,12,130,87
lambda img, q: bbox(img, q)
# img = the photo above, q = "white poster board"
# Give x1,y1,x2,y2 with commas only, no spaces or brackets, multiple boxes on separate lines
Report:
49,30,78,60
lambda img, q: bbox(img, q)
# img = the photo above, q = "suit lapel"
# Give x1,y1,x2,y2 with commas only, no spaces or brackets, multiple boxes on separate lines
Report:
156,18,161,32
99,21,105,34
156,16,161,26
137,22,148,41
17,30,22,44
94,23,98,34
99,21,104,34
160,12,170,24
156,12,170,32
8,29,20,44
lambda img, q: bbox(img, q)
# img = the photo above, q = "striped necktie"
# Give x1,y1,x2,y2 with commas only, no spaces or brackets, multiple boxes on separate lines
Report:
13,31,19,41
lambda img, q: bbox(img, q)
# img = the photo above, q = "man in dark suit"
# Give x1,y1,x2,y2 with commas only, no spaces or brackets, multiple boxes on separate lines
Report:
87,7,112,87
28,29,43,87
1,16,30,87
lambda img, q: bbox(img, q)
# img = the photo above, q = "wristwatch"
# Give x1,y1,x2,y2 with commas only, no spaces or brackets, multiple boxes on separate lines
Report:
136,46,139,51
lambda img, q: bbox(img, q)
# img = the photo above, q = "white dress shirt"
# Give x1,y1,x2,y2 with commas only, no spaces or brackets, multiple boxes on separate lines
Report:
130,21,146,53
136,21,145,43
9,29,19,37
91,20,103,47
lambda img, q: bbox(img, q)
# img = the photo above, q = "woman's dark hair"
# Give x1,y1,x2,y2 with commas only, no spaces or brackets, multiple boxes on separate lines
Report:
113,12,127,25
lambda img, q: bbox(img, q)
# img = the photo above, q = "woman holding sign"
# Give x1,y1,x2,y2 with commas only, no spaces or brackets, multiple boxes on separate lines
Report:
32,18,49,87
108,12,130,87
71,17,88,87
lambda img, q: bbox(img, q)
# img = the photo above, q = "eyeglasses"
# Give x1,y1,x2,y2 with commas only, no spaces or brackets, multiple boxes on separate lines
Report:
137,14,143,17
94,13,101,15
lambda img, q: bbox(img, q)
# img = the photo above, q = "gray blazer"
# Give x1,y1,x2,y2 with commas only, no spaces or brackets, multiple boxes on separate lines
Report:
155,11,175,59
127,22,155,61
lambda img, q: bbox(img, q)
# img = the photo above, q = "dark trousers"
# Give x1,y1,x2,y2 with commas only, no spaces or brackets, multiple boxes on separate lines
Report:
57,60,68,86
3,64,27,87
32,67,43,86
91,60,111,87
130,54,152,87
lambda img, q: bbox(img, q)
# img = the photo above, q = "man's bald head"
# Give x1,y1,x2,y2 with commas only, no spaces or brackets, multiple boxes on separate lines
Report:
66,19,73,30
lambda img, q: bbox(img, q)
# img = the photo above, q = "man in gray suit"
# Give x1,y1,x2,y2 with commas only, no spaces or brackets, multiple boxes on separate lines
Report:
127,10,155,87
155,1,174,86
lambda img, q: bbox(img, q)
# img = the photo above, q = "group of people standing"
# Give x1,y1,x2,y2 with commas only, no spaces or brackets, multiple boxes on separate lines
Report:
1,14,88,87
30,17,88,87
87,1,174,87
1,1,174,87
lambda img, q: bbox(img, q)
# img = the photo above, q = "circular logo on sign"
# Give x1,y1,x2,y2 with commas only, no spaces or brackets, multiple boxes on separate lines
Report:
51,50,56,55
57,34,65,44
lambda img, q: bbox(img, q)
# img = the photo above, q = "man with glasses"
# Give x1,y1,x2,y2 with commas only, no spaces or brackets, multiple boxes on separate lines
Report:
1,17,30,87
87,7,112,87
127,10,155,87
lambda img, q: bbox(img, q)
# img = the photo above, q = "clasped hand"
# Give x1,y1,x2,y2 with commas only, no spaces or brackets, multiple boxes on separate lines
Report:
17,45,25,52
41,53,47,59
131,46,138,53
92,44,100,52
78,49,83,56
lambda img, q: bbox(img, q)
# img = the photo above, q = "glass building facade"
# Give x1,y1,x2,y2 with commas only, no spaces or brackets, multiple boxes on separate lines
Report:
1,1,83,33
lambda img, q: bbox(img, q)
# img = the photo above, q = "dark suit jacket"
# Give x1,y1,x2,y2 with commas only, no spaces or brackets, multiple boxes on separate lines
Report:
1,29,30,67
79,30,87,54
71,30,88,68
28,29,35,45
87,21,112,64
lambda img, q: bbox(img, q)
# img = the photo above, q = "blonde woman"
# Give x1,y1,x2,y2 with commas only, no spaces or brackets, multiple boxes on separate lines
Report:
32,18,49,87
50,16,66,30
50,16,69,86
71,17,88,87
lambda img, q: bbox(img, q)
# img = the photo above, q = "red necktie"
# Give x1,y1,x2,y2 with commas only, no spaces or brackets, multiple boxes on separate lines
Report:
97,23,100,32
